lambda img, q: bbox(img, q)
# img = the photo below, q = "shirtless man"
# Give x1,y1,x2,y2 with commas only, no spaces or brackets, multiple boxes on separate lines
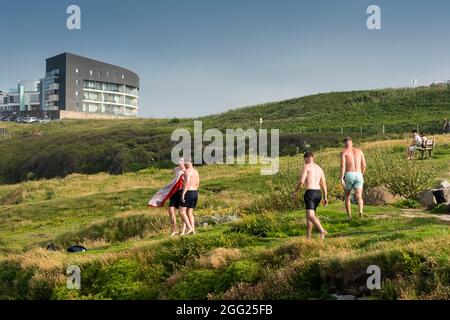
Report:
292,151,328,240
180,160,200,235
340,137,367,219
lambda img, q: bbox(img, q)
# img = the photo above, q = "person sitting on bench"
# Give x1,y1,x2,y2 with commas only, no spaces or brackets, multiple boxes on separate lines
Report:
407,130,422,160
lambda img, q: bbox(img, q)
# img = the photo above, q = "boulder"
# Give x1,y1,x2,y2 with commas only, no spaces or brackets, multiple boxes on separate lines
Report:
417,190,437,208
364,186,399,205
441,187,450,203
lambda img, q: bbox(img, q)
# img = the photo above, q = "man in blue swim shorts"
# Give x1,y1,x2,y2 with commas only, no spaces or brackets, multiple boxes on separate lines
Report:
340,137,367,220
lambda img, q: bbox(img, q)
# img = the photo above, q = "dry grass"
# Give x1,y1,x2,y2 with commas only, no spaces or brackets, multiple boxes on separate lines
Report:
197,248,242,269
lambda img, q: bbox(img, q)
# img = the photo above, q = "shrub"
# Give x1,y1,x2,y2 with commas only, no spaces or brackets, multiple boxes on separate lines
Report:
394,199,421,209
365,150,435,200
228,213,280,237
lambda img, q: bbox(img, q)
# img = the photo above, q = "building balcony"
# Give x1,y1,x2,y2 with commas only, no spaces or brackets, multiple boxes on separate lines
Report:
47,94,59,102
45,83,59,91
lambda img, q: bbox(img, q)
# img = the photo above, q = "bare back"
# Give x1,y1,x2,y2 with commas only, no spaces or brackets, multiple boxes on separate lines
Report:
342,147,365,173
184,168,200,191
303,163,324,190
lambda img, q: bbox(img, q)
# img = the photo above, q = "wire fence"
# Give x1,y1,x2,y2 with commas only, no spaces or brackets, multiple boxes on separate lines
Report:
293,120,447,136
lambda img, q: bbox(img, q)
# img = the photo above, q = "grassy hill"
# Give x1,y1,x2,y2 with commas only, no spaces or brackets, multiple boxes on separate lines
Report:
0,137,449,300
0,85,449,184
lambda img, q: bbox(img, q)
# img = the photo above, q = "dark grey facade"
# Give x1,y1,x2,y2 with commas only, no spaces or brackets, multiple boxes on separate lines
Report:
43,53,139,117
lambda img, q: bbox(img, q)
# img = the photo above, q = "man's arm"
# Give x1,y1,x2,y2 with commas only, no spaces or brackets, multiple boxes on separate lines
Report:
181,171,190,202
340,152,346,186
320,171,328,205
292,167,307,196
360,151,367,175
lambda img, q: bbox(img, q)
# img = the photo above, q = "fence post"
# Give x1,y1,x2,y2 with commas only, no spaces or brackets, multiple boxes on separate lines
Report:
319,127,321,133
360,126,363,134
341,127,343,134
382,125,385,135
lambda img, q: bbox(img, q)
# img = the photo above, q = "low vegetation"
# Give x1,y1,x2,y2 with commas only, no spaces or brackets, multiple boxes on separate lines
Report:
0,135,449,300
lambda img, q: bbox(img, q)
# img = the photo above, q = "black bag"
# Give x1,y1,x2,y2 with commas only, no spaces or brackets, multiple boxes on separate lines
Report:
67,245,87,253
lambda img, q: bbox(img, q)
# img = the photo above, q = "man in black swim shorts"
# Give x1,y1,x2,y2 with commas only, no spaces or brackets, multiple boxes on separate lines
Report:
180,160,200,235
292,152,328,240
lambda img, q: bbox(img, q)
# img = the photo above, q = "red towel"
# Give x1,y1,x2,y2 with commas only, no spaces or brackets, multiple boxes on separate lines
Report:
148,169,184,207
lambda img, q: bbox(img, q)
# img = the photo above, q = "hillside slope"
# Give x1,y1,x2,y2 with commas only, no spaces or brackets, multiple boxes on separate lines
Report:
202,86,450,132
1,86,449,183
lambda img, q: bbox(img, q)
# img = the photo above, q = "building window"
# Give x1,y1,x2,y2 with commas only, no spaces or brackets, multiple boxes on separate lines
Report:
98,71,102,77
121,74,125,79
76,79,79,85
90,70,93,76
106,71,110,77
75,68,79,73
75,91,79,96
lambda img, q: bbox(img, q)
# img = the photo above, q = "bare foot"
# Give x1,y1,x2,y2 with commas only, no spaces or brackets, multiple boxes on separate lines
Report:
170,232,178,237
359,212,364,218
185,229,196,236
321,230,328,240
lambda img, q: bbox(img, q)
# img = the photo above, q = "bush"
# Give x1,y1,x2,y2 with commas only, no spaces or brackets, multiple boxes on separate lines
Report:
394,199,421,209
365,150,435,200
228,213,280,237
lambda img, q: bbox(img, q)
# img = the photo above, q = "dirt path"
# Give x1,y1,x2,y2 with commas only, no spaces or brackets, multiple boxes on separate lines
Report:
400,208,450,223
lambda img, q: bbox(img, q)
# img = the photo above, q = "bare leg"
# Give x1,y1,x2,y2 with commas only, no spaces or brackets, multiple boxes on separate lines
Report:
187,208,196,234
306,210,327,239
355,188,364,218
306,215,313,239
168,207,177,235
345,190,352,220
179,207,193,235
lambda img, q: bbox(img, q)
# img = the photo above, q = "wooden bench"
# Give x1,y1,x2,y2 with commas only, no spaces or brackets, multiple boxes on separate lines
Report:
418,139,436,159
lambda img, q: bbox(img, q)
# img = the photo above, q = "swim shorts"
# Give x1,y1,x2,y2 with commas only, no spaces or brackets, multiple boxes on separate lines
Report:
344,172,364,190
181,190,199,209
169,189,183,209
304,189,322,211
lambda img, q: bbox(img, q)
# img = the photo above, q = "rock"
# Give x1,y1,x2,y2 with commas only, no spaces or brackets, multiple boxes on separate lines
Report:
46,242,57,251
441,187,450,203
364,186,399,205
417,190,437,208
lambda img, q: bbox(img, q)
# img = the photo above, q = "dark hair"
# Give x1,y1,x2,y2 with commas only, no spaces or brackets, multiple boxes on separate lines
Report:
304,151,314,159
343,137,352,144
412,130,418,134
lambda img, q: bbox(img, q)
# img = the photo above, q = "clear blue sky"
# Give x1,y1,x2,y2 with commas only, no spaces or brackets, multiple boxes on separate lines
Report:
0,0,449,118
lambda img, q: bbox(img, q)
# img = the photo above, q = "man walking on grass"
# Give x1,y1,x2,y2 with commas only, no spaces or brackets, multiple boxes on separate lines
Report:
179,159,200,236
340,137,367,220
292,151,328,240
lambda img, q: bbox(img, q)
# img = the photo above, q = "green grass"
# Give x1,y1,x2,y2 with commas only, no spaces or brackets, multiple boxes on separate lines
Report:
1,137,450,300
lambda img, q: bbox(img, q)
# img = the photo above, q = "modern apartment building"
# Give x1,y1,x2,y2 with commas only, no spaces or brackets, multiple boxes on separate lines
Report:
0,53,140,119
43,53,139,118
